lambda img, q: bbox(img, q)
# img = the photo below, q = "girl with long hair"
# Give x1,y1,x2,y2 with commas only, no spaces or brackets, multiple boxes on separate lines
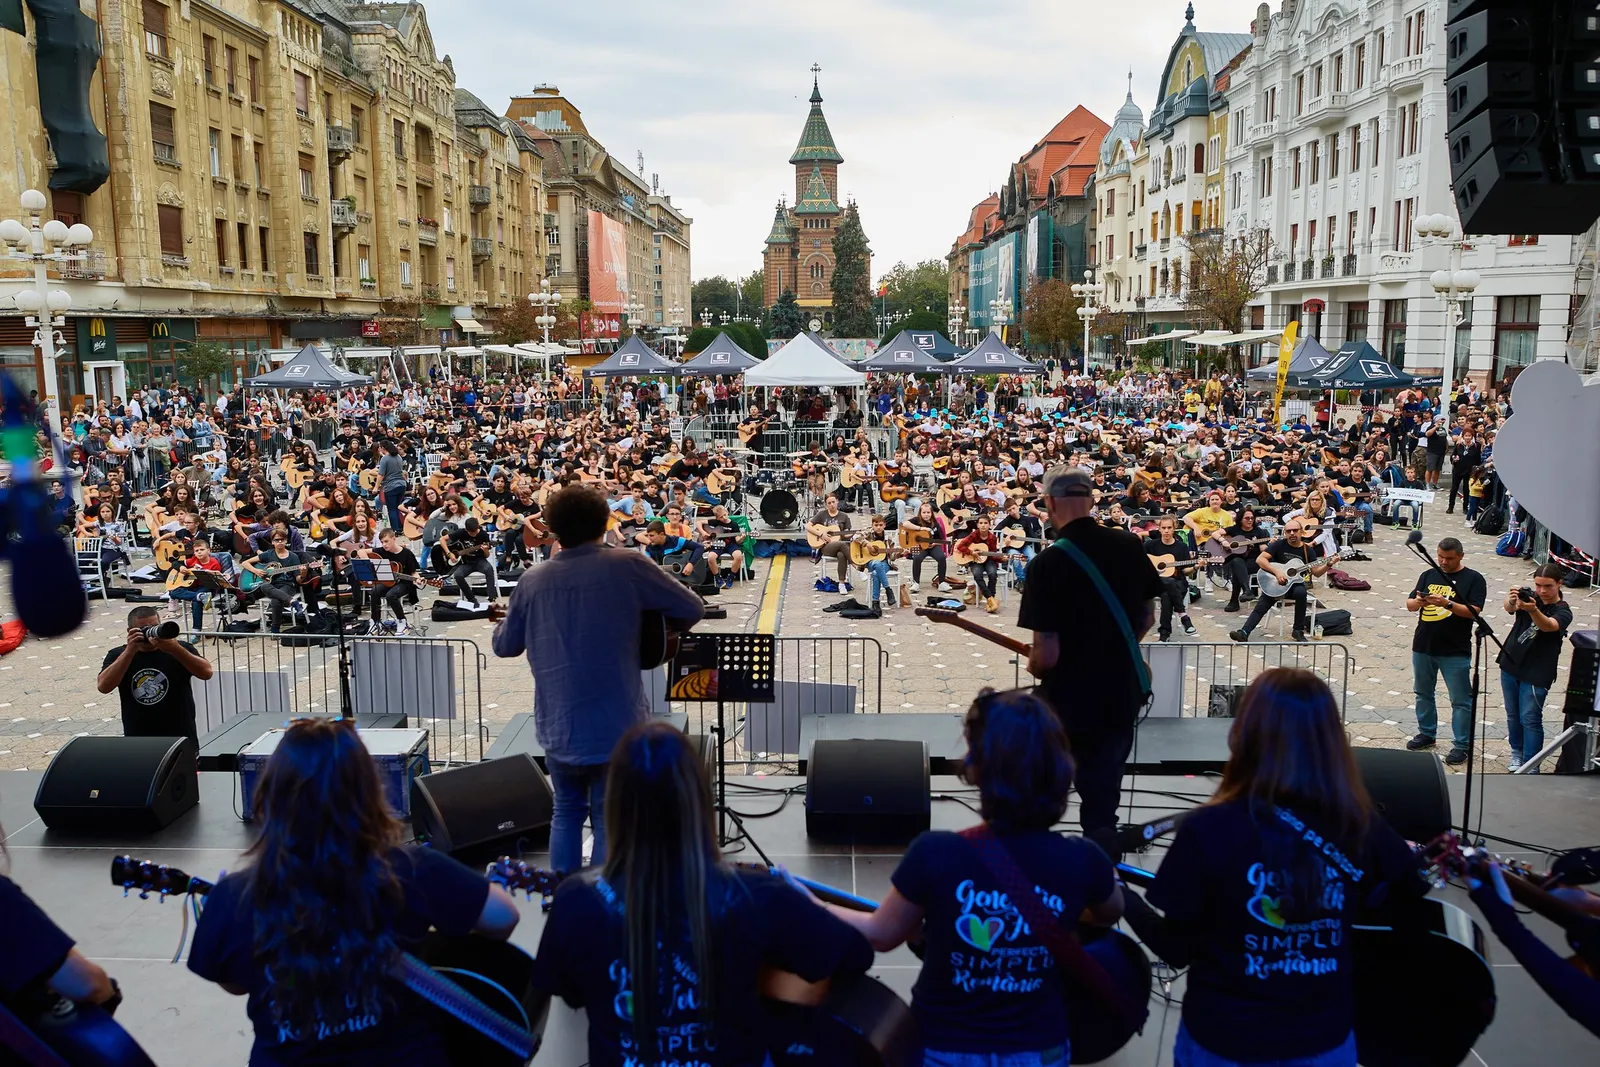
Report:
803,689,1122,1065
1119,669,1427,1067
188,719,519,1065
533,722,871,1066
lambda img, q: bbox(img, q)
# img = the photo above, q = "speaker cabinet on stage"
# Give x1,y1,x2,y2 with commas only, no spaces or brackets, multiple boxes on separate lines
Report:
1352,748,1451,845
410,754,553,858
33,736,198,834
805,739,930,844
1557,630,1598,773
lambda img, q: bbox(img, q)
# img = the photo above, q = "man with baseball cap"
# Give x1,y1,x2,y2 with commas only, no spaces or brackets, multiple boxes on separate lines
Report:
1019,465,1162,858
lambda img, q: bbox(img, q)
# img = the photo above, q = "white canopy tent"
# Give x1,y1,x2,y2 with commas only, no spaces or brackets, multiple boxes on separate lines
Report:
444,345,485,379
744,333,866,387
339,345,411,385
482,343,555,378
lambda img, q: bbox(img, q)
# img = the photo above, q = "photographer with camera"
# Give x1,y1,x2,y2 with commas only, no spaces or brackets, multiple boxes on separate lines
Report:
1498,565,1573,773
96,605,214,746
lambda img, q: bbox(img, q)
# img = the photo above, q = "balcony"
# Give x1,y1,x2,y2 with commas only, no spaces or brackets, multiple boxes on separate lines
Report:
421,283,441,302
468,184,491,208
1387,55,1426,89
1302,257,1315,279
1159,237,1171,251
57,248,107,280
331,199,358,231
326,125,355,161
416,218,439,246
472,288,489,305
1247,118,1279,146
1342,253,1358,277
471,237,493,259
1267,264,1279,284
1134,243,1148,259
414,160,435,186
1282,262,1296,282
1320,255,1335,279
1303,91,1349,126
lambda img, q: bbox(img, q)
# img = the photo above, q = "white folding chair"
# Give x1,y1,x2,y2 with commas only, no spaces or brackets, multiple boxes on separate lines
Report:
74,537,108,600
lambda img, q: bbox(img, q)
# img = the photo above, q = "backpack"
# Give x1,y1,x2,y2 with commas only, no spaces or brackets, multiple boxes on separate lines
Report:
1474,506,1506,536
1495,530,1527,557
1311,608,1353,636
1326,568,1370,591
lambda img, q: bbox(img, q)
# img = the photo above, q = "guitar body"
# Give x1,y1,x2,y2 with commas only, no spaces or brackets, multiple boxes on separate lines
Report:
1062,927,1153,1064
878,483,909,502
416,933,550,1067
849,540,889,567
1145,552,1198,580
806,525,841,551
152,538,185,572
762,972,919,1067
638,609,680,670
0,996,159,1067
705,470,738,495
403,512,428,539
950,545,992,567
662,551,708,590
898,527,933,552
165,568,195,592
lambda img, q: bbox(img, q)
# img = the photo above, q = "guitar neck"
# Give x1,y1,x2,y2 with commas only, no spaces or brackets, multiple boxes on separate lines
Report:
917,609,1031,657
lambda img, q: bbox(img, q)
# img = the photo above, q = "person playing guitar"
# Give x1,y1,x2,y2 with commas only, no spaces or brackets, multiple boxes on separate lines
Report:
847,512,899,614
1216,507,1267,614
1228,518,1331,644
900,499,952,593
241,531,317,634
796,689,1123,1065
187,719,521,1066
439,517,498,611
995,497,1042,591
806,492,854,589
1118,669,1430,1067
1142,515,1198,641
363,527,424,634
954,515,1002,614
491,487,704,874
167,536,225,631
1181,489,1233,594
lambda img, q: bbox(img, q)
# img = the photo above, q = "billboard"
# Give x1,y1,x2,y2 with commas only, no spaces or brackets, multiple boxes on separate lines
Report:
587,210,628,313
969,233,1019,328
1024,215,1040,285
580,311,621,340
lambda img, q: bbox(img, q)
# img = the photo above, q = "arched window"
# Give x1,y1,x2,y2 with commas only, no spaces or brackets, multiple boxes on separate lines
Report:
1184,58,1193,85
1194,143,1206,174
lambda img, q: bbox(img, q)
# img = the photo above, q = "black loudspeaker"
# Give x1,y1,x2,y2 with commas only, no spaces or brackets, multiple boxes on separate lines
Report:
1557,630,1598,773
33,736,198,834
1352,748,1452,845
410,754,553,858
805,739,930,844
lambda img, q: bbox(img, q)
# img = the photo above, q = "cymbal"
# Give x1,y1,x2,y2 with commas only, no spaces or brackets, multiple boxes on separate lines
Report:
787,451,816,458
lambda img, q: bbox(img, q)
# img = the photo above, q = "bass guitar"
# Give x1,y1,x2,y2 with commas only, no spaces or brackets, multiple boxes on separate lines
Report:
915,608,1153,695
110,856,558,1067
1256,546,1356,598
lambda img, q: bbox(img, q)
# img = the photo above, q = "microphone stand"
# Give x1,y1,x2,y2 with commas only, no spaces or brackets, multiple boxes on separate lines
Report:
316,544,354,720
1405,539,1502,842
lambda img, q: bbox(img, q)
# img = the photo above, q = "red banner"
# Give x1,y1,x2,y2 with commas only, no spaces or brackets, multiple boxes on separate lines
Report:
361,320,381,338
580,312,621,339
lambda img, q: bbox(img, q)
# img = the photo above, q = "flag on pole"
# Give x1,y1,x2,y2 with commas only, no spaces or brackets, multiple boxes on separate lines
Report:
1273,321,1299,425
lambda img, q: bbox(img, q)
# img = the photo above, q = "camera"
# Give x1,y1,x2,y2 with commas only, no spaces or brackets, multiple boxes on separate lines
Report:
1516,586,1536,603
142,620,180,642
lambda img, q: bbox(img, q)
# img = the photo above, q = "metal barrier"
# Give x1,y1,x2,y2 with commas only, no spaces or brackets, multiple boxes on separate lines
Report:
191,631,488,764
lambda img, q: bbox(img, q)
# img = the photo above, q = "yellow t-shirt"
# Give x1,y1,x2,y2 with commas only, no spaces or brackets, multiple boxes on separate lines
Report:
1185,506,1234,541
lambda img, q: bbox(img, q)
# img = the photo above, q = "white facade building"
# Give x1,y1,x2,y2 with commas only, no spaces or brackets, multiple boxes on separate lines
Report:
1222,0,1578,390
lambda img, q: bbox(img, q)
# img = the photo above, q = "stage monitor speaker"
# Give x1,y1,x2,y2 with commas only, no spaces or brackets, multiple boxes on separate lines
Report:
410,754,553,859
33,736,198,834
805,739,929,844
1352,748,1452,845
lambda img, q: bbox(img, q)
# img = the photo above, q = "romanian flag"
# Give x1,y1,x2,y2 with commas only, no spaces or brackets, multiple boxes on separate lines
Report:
877,282,888,297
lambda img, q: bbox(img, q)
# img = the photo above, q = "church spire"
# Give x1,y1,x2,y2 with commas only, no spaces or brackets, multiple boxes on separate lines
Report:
791,65,843,165
810,62,822,104
764,199,792,245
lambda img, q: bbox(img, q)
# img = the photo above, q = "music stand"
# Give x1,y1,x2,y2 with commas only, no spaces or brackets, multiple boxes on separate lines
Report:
667,633,775,849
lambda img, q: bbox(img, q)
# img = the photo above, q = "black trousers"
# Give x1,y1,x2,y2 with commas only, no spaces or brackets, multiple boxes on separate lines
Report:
969,560,999,598
1222,556,1256,604
909,547,947,584
1447,465,1469,510
1156,575,1189,636
1068,726,1135,860
449,557,497,602
1241,584,1309,635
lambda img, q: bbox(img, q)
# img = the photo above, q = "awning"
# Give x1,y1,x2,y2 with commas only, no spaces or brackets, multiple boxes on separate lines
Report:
1186,330,1238,346
1210,329,1284,346
1125,329,1200,345
455,318,486,333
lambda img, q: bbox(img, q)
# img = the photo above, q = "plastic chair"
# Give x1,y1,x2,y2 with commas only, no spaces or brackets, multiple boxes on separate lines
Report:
74,537,108,600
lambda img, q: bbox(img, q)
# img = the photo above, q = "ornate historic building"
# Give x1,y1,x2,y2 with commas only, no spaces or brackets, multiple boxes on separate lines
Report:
762,70,862,324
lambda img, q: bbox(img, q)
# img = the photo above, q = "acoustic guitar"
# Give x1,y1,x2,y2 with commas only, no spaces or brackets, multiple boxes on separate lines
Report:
877,482,909,502
111,857,555,1067
151,537,187,572
838,460,872,489
403,508,430,540
848,538,889,567
704,468,739,496
950,540,997,567
1145,551,1201,580
238,559,325,593
897,526,934,552
0,989,158,1067
805,522,842,550
1256,546,1355,598
736,417,768,445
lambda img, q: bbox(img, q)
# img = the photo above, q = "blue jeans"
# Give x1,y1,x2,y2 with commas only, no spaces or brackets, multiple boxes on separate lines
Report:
1009,544,1037,585
1175,1026,1354,1067
923,1045,1066,1067
1413,652,1473,749
167,588,209,629
867,559,891,605
1500,670,1550,769
544,757,607,874
1353,501,1374,535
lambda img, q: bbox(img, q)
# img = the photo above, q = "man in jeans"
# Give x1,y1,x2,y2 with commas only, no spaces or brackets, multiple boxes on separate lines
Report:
1496,564,1573,772
1406,537,1487,765
492,485,703,873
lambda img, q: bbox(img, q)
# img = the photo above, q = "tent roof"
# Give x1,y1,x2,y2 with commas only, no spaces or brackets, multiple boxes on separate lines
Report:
948,333,1043,376
744,333,866,387
904,330,962,359
804,329,858,365
582,335,681,378
1245,335,1339,382
245,344,372,389
679,331,760,377
1305,342,1417,390
862,331,956,372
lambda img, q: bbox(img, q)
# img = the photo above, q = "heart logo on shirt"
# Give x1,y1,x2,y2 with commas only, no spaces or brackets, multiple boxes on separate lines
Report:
955,914,1006,952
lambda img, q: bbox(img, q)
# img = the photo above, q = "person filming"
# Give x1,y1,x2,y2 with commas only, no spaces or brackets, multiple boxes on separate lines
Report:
1497,564,1573,773
96,605,214,746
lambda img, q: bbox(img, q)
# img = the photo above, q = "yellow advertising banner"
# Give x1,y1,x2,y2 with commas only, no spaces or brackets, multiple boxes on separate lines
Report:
1273,320,1299,424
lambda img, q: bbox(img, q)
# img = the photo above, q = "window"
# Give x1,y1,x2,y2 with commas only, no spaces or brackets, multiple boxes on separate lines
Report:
1354,42,1366,89
157,204,183,256
350,106,364,144
1310,139,1321,183
248,56,260,104
52,191,85,226
253,141,265,185
1291,146,1302,188
299,154,315,198
225,46,237,94
399,257,412,285
1106,234,1115,260
202,35,217,86
1350,125,1362,169
142,0,169,58
1295,73,1305,114
1312,64,1323,98
442,205,452,233
1308,220,1317,254
323,92,333,123
1290,223,1300,257
1370,118,1381,163
303,231,319,275
259,226,270,271
294,71,310,117
1348,211,1359,254
1106,188,1115,216
1266,86,1278,121
1405,9,1426,57
1378,29,1387,69
231,135,244,180
1346,302,1369,344
1329,133,1341,178
1494,296,1540,379
1327,216,1337,254
149,102,176,162
393,119,405,158
1384,298,1408,365
209,128,222,177
445,256,456,291
214,218,228,266
1507,234,1540,246
1193,143,1205,175
1333,54,1344,92
358,244,371,280
1393,196,1417,252
237,222,249,269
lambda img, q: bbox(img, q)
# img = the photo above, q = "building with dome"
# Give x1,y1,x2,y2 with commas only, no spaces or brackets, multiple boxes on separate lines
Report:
761,70,865,324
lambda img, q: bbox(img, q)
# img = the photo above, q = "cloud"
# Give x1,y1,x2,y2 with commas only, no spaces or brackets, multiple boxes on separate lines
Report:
425,0,1268,284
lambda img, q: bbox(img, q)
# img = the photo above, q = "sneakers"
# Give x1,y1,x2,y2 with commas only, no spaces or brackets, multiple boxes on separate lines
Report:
1445,747,1471,766
1291,630,1308,642
1158,633,1172,643
1506,755,1524,772
1228,628,1249,642
937,580,955,593
1182,618,1197,636
1205,578,1216,593
909,580,920,593
1405,734,1436,751
984,596,998,614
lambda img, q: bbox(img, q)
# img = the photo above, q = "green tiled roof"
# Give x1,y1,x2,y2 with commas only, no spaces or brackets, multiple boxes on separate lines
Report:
789,75,844,164
792,166,838,215
764,201,793,244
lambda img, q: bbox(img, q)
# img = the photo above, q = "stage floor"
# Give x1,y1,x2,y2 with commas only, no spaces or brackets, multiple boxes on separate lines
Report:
2,769,1597,1065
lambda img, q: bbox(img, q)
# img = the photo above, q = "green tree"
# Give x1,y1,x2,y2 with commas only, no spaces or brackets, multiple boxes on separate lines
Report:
175,340,234,388
556,298,593,343
877,259,950,322
726,321,768,358
768,290,806,340
691,276,738,321
738,270,765,318
1022,278,1080,361
684,326,719,354
829,203,874,337
491,297,543,344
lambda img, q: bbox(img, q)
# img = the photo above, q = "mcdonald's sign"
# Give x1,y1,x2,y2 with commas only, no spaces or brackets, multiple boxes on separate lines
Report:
80,317,110,357
149,320,171,339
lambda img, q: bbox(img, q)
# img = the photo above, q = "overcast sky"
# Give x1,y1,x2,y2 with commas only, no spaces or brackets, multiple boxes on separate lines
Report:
427,0,1269,284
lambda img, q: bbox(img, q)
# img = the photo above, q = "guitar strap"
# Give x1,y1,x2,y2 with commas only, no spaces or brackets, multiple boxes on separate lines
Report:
1052,536,1151,700
958,825,1145,1031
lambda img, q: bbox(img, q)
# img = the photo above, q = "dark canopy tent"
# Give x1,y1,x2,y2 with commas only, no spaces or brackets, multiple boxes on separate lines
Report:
1245,335,1338,385
947,333,1043,375
678,331,760,377
905,330,962,360
861,331,956,373
1305,342,1418,390
582,335,682,378
244,344,371,389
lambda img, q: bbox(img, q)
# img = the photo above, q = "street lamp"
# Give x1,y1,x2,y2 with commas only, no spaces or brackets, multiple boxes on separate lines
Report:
1071,270,1104,372
624,300,645,334
529,277,562,346
0,189,93,436
988,297,1013,341
1414,213,1480,411
719,311,730,325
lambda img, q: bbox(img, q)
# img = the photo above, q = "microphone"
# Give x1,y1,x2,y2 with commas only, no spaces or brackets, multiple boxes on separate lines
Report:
1406,529,1424,546
0,377,87,638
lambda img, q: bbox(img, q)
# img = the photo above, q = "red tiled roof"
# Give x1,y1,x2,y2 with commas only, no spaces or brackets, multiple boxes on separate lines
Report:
1017,105,1110,202
954,194,1000,249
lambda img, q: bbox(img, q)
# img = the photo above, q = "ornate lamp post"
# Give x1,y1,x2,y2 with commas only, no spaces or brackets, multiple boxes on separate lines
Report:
1414,213,1480,411
529,277,562,345
0,189,94,436
1071,270,1104,372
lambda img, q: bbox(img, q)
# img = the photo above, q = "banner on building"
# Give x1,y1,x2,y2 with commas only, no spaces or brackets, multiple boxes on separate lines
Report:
587,210,628,313
1024,216,1040,286
361,320,381,338
580,312,621,340
1274,320,1299,424
968,245,997,328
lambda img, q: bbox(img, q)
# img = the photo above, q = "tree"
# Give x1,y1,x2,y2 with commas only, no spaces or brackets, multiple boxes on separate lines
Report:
877,259,950,322
554,298,593,343
1023,278,1081,362
691,276,738,321
738,270,765,318
685,326,719,354
769,290,805,340
830,203,875,337
175,340,234,388
877,309,947,345
377,299,423,347
491,297,543,344
726,321,768,358
1183,228,1273,372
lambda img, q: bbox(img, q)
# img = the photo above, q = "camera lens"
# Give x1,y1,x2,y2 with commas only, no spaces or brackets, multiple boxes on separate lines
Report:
142,621,180,642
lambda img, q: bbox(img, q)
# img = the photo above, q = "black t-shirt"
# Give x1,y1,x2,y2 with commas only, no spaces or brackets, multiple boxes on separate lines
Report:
1410,566,1486,657
1498,598,1573,687
1147,801,1426,1062
186,845,489,1067
1142,534,1194,571
1261,538,1323,570
531,868,872,1067
892,830,1114,1053
444,527,492,560
100,643,202,744
0,875,75,1009
375,545,419,576
1018,518,1163,733
254,549,305,588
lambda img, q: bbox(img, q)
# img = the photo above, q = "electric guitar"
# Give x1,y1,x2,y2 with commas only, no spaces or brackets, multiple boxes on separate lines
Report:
111,856,559,1066
1256,546,1356,598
